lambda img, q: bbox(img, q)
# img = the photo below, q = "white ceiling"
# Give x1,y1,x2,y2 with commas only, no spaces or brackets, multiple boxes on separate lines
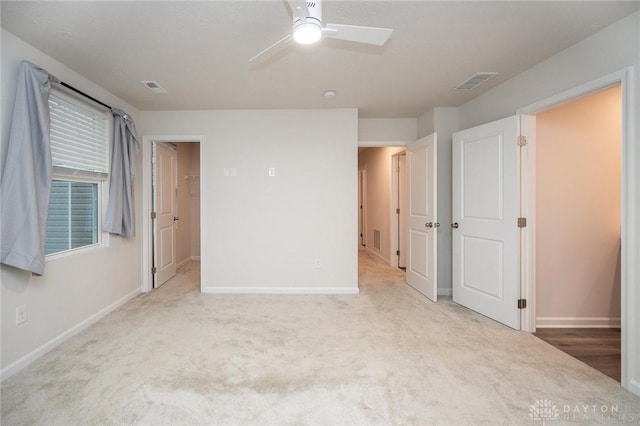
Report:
2,1,638,118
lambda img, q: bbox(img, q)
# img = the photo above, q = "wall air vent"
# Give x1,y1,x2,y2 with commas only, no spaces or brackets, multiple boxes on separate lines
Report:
373,229,381,251
140,81,167,94
455,72,498,91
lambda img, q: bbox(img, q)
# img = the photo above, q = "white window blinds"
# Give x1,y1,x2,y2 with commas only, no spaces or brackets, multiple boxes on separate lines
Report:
49,89,109,177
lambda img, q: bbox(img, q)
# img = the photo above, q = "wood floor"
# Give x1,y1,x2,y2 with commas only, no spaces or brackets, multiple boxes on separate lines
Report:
534,328,621,382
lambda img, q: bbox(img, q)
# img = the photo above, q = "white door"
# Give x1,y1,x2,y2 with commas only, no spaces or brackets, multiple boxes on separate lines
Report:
452,116,520,329
406,134,438,301
153,143,177,288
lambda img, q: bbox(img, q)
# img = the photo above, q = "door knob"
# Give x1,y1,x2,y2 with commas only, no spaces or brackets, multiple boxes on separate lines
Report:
173,216,180,221
425,222,433,228
434,222,441,228
451,222,459,229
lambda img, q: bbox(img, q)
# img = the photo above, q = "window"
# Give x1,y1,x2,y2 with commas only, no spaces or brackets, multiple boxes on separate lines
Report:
45,88,110,257
45,181,99,255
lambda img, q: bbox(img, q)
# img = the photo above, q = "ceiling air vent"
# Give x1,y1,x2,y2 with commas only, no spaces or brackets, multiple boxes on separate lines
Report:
140,81,167,94
455,72,498,91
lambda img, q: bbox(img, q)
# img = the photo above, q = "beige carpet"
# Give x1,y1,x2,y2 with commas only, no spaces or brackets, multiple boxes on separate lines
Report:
2,249,639,425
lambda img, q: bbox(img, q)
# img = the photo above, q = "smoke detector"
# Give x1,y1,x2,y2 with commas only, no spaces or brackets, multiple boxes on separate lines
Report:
455,72,498,91
323,90,337,99
141,81,167,94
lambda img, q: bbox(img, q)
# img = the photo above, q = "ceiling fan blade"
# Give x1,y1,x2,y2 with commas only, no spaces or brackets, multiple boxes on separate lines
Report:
323,23,393,46
287,0,310,21
249,34,293,63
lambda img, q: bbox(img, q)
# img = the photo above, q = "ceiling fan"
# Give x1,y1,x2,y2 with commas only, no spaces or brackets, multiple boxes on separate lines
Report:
249,0,393,63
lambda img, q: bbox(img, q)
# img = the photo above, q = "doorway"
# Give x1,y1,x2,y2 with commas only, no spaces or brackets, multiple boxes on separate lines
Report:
357,146,406,266
151,141,201,289
141,136,203,293
532,85,622,381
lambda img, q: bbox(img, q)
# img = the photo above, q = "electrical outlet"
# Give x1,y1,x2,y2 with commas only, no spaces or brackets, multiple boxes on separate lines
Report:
315,259,321,268
16,305,27,325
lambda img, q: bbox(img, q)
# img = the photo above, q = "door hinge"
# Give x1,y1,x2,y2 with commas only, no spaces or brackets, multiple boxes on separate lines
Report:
151,211,157,219
517,299,527,309
396,208,400,214
517,136,527,147
517,217,527,228
152,266,157,274
396,250,400,256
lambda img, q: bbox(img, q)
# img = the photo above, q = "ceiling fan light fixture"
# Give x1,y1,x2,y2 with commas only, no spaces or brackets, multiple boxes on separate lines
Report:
293,21,322,44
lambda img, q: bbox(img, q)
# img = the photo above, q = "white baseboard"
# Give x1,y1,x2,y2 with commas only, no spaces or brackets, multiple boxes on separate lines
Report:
177,258,191,270
201,286,359,295
364,246,388,263
437,288,452,297
0,288,140,382
190,256,201,261
536,316,621,328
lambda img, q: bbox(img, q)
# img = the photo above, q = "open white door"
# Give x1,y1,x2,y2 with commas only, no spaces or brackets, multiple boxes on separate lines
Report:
406,133,437,301
452,116,520,329
153,143,177,288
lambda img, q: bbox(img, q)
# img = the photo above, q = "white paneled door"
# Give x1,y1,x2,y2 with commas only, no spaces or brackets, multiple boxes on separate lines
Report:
153,143,178,288
452,116,520,329
406,133,438,301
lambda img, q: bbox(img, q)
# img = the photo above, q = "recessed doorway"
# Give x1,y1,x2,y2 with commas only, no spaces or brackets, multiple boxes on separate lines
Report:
141,136,203,293
533,85,622,381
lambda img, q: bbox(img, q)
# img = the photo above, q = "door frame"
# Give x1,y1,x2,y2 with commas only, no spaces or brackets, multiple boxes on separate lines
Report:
358,168,367,247
517,67,637,392
390,151,407,268
141,135,205,293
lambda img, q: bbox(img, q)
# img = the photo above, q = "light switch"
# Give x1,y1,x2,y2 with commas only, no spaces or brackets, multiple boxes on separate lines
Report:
268,167,276,177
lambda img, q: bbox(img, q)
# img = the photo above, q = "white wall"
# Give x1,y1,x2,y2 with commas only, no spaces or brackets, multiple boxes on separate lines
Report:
417,110,435,139
1,30,142,378
358,118,417,144
459,11,639,129
457,11,640,394
536,86,622,327
140,109,358,293
358,147,405,263
417,107,460,295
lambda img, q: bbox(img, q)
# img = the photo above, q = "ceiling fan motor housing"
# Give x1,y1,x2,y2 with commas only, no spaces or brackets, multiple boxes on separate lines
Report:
293,1,322,24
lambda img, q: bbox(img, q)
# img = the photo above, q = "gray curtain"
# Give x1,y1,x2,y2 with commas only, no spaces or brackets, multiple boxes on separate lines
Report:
0,61,56,275
103,109,139,237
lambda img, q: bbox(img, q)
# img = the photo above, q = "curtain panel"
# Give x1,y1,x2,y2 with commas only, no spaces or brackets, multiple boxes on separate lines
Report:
103,109,139,237
0,61,56,275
